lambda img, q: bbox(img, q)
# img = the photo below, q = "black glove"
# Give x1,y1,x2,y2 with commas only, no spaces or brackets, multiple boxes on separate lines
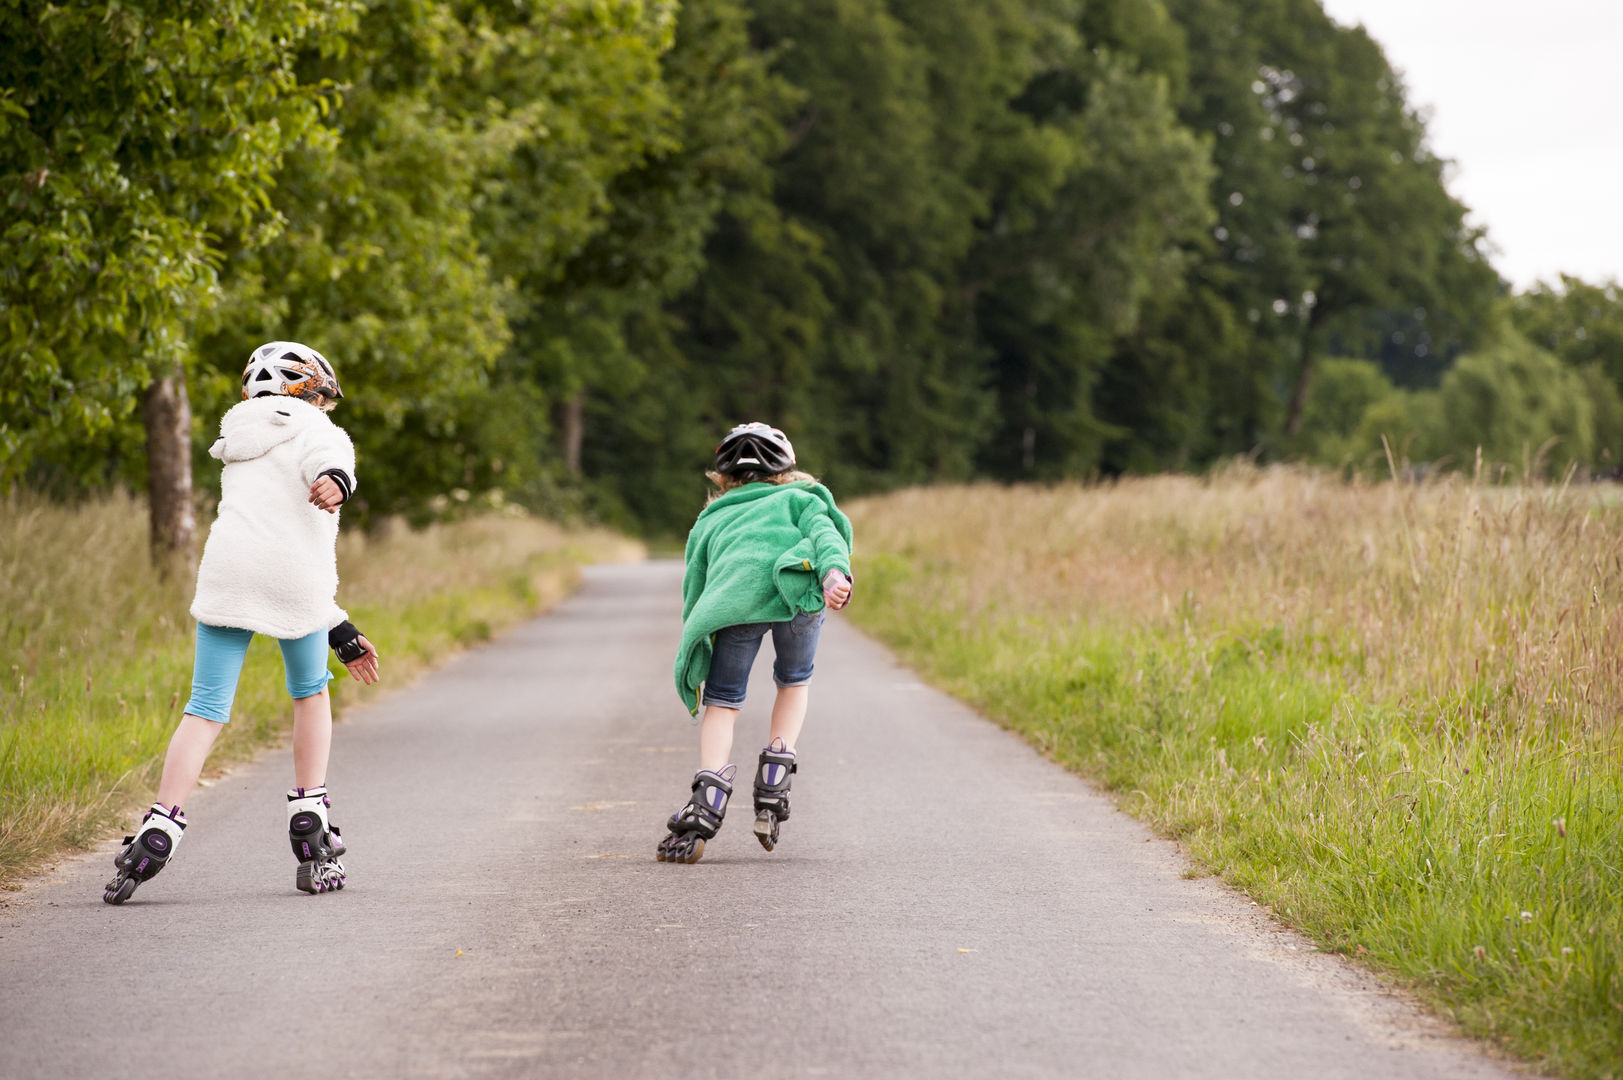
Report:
329,621,368,663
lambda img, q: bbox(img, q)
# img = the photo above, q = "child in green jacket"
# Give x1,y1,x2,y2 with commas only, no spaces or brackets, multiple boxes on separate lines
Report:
658,422,854,864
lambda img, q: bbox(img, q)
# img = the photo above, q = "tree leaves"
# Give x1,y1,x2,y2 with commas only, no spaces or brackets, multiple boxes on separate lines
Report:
3,0,1584,537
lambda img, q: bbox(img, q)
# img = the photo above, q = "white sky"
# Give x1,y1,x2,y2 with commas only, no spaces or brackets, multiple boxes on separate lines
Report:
1316,0,1623,291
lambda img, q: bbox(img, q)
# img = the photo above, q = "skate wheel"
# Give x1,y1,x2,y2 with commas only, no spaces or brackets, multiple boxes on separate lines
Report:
658,832,706,864
104,876,137,905
753,810,779,852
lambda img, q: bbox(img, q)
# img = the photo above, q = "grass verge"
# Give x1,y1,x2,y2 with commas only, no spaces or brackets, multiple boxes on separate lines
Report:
848,470,1621,1080
1,493,640,886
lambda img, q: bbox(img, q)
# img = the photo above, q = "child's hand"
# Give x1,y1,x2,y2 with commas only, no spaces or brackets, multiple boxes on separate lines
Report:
308,476,344,513
822,569,852,611
343,635,381,684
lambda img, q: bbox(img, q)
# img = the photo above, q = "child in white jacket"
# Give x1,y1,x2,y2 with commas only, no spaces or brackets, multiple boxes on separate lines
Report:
105,342,381,904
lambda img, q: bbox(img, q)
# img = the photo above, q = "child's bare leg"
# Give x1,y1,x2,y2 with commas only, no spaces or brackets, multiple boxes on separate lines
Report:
292,688,333,789
155,714,225,810
767,685,809,751
699,704,738,772
753,686,808,853
288,677,346,895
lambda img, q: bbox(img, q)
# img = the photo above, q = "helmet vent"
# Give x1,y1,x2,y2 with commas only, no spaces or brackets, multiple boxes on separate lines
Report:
238,341,343,402
712,422,796,476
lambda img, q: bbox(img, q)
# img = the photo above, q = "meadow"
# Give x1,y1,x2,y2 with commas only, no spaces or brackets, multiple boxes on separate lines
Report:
848,467,1622,1080
0,494,638,885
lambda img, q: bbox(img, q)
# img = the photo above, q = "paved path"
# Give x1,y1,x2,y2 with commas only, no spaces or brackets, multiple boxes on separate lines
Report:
1,562,1517,1079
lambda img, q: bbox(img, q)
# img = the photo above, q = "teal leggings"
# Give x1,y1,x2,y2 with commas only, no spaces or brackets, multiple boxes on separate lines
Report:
183,623,333,723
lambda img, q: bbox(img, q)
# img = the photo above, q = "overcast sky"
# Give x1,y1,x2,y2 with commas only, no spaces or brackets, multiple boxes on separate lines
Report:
1316,0,1623,291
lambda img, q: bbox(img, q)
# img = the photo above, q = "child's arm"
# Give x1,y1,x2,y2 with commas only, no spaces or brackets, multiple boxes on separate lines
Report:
329,620,381,684
821,568,852,610
797,502,853,608
301,421,358,514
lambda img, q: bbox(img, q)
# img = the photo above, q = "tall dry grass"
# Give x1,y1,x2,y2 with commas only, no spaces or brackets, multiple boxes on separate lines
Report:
857,465,1623,741
849,465,1623,1079
1,492,638,884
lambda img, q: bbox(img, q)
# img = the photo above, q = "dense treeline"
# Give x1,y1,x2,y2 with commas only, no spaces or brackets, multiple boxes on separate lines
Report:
4,0,1620,548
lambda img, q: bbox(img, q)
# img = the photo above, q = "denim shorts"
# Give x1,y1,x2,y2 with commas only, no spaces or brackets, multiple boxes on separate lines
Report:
182,622,333,723
701,611,825,709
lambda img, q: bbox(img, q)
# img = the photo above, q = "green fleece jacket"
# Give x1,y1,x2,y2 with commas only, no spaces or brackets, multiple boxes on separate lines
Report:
674,481,854,714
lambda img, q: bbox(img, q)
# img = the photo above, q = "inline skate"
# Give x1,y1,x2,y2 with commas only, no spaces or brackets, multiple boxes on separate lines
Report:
752,740,797,852
656,766,735,864
287,787,347,894
103,803,187,905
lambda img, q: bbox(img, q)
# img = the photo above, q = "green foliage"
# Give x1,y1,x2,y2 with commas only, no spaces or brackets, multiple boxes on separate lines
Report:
1430,337,1610,475
1294,357,1398,466
197,2,529,515
1113,0,1499,462
0,0,358,484
1297,340,1623,478
1513,277,1623,386
851,491,1623,1079
4,0,1595,534
873,607,1623,1080
1,490,625,883
978,43,1214,476
564,0,797,527
1510,280,1623,469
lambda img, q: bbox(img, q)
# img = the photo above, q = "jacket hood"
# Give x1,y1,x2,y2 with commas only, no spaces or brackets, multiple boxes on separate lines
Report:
696,480,830,520
209,396,322,463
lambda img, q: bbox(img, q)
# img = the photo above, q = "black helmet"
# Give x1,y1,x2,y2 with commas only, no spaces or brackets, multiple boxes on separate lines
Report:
713,422,796,476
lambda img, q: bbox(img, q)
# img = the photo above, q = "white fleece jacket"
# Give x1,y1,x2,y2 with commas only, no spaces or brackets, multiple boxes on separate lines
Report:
190,397,357,639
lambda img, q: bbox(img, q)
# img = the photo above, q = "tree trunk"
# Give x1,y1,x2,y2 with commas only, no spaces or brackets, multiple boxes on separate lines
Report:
143,364,196,574
1283,320,1320,438
1284,359,1312,438
1021,376,1038,472
561,391,584,475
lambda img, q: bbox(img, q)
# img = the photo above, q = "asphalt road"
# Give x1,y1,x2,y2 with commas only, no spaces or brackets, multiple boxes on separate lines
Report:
0,561,1517,1080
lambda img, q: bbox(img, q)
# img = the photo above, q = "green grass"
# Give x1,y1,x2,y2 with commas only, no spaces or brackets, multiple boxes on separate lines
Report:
849,483,1623,1080
1,494,638,885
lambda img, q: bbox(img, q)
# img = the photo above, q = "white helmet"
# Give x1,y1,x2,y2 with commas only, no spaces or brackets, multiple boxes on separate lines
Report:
713,422,796,475
241,341,343,402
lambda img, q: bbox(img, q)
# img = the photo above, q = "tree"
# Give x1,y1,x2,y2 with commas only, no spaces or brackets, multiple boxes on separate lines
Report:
744,0,1003,484
572,0,801,529
197,0,517,519
973,5,1214,477
1432,336,1602,475
466,0,679,499
1293,356,1397,466
1511,277,1623,387
1152,0,1500,450
0,1,356,566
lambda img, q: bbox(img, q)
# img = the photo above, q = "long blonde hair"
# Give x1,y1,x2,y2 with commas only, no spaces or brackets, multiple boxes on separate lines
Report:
705,468,819,504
